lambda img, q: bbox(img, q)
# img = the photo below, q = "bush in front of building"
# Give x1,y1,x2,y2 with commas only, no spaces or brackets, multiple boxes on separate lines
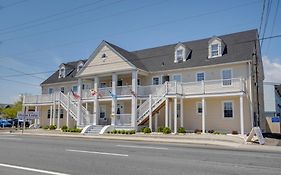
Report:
61,125,68,130
62,128,82,133
143,127,151,134
43,125,49,130
177,127,186,134
208,130,215,134
194,129,202,134
232,130,238,135
162,127,171,134
49,125,57,130
157,126,164,132
108,130,135,135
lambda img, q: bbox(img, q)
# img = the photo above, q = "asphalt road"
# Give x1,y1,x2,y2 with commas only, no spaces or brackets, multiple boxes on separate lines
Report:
0,134,280,175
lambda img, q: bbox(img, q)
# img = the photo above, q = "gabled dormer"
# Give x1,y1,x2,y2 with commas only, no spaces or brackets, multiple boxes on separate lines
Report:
174,42,191,63
58,64,66,78
77,60,84,72
208,36,226,58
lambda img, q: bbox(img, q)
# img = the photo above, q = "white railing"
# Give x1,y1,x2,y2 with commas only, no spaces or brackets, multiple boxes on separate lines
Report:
24,94,53,104
137,84,163,96
115,114,131,126
116,85,132,96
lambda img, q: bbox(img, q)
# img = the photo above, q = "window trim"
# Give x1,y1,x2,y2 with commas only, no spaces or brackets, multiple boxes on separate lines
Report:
196,72,205,82
222,100,234,119
152,76,160,85
221,68,233,87
208,38,222,59
172,74,182,82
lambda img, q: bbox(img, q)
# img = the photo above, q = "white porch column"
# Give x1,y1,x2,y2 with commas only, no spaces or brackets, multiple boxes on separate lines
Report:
77,78,82,126
57,102,60,129
35,106,38,126
174,97,178,133
180,98,183,128
93,76,99,125
165,98,169,127
169,100,172,129
240,95,245,135
66,92,70,127
202,97,206,133
49,105,52,126
154,112,158,131
149,94,152,131
131,70,138,129
52,102,56,125
111,73,117,125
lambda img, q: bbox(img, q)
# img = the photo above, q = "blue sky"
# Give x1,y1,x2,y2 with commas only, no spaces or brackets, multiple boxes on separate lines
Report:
0,0,280,104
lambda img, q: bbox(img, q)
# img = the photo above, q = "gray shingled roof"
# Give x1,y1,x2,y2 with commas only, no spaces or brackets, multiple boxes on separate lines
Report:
41,29,258,85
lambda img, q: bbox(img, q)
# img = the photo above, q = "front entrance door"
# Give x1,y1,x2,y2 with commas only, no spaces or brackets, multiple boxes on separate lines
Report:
116,102,124,125
99,105,108,125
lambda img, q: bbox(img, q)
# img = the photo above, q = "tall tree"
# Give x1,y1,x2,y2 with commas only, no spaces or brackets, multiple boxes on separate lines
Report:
2,101,22,118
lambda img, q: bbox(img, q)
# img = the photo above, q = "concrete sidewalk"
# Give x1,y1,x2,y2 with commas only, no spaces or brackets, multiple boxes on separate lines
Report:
2,129,281,153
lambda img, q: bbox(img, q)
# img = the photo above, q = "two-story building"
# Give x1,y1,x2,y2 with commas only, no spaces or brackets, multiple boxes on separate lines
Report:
23,29,264,134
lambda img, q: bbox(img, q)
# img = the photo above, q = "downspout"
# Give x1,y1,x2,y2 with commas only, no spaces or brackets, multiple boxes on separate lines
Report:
248,61,254,128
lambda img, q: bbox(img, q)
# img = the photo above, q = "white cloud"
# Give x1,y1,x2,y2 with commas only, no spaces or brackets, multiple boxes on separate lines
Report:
263,56,281,83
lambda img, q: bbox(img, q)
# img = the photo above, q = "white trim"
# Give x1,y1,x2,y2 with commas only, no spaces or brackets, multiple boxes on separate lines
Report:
152,76,160,85
221,68,233,87
222,100,234,119
195,71,205,82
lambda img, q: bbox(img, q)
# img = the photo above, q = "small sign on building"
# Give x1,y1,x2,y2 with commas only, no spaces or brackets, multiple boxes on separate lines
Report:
272,117,280,123
17,111,40,120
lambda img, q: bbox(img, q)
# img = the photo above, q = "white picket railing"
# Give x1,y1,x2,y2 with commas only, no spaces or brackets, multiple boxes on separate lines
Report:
115,114,131,126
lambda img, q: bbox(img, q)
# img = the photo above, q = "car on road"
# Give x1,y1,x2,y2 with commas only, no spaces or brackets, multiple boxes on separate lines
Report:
0,120,12,128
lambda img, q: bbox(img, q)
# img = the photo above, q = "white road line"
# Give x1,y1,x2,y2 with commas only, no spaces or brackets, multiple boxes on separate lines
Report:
66,149,129,157
0,138,22,140
0,163,71,175
116,144,169,150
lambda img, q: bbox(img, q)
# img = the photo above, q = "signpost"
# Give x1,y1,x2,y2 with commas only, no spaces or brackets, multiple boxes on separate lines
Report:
246,127,265,145
17,111,40,133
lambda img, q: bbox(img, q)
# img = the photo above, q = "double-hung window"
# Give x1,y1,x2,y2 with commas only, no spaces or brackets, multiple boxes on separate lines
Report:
211,44,219,57
173,74,182,82
223,101,233,118
48,88,53,94
196,102,202,115
196,72,205,82
152,77,160,85
176,49,183,61
222,69,232,86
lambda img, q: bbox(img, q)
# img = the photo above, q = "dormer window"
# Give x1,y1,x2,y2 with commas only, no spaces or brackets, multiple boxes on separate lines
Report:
77,62,84,72
174,42,187,63
208,36,225,58
211,44,219,57
176,49,183,61
59,66,65,78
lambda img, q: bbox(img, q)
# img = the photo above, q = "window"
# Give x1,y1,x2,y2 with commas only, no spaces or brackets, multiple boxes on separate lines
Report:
117,80,123,86
223,101,233,118
177,104,180,118
176,49,183,61
47,109,51,119
222,69,232,86
196,102,202,115
59,67,65,78
162,75,170,84
100,82,106,88
77,63,83,72
152,77,160,85
173,74,182,82
137,79,141,85
72,85,78,92
60,87,65,94
60,109,63,119
48,88,53,94
196,72,205,82
211,44,219,57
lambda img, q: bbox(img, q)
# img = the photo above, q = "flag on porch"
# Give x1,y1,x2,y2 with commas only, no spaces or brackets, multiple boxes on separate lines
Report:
90,89,96,96
71,90,80,99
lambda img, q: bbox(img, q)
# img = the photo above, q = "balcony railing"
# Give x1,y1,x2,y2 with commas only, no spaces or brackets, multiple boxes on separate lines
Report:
24,78,245,104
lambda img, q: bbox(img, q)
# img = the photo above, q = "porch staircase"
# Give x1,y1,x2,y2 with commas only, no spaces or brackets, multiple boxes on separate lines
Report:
137,83,167,125
83,125,104,135
56,92,91,127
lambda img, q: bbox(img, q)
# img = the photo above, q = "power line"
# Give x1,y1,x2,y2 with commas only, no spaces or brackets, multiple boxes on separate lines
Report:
0,65,45,80
1,0,166,42
0,0,124,35
0,0,260,61
0,0,28,10
261,0,273,48
259,0,266,35
0,77,39,87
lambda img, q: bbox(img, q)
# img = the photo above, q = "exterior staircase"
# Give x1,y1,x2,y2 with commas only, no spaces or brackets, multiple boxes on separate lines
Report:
83,125,104,135
137,83,167,125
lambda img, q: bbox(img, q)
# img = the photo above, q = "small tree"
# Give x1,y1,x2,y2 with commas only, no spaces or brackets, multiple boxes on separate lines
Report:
3,101,22,118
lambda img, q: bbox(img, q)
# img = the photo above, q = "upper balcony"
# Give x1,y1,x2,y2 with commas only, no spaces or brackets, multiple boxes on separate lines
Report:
23,78,245,105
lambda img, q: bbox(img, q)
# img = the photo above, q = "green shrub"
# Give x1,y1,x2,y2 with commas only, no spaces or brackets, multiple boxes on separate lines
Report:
43,125,49,130
113,130,117,134
121,130,125,134
140,127,146,132
143,127,151,134
232,130,238,135
125,130,129,135
208,130,215,134
129,130,135,134
157,126,164,132
117,130,121,134
194,129,202,134
61,125,68,130
163,127,171,134
49,125,57,130
177,127,186,133
107,131,110,134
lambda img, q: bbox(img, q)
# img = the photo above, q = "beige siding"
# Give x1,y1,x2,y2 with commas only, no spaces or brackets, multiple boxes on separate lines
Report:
79,45,134,76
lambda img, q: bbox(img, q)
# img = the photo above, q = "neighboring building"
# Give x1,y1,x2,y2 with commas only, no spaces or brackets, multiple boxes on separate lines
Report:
263,82,281,133
23,29,264,134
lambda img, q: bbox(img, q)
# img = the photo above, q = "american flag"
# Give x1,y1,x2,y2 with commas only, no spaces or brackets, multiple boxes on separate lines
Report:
71,90,80,99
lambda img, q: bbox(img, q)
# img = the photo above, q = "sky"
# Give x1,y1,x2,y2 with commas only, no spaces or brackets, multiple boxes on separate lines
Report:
0,0,280,104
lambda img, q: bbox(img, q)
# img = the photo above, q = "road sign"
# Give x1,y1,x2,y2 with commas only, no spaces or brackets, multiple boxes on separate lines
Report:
246,127,265,145
272,117,280,123
17,111,39,120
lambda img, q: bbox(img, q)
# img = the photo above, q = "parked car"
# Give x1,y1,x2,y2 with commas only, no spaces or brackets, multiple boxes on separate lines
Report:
0,120,12,128
12,119,30,128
